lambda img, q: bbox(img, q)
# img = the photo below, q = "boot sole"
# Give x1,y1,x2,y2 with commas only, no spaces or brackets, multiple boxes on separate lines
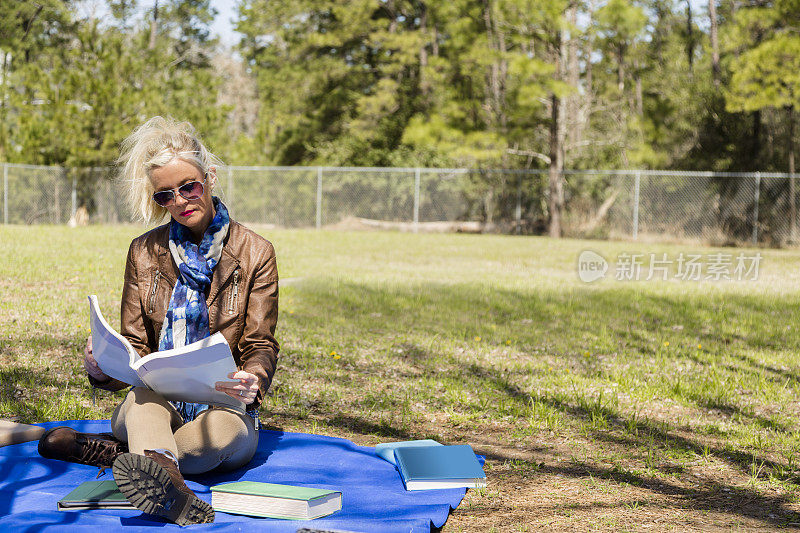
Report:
112,453,214,526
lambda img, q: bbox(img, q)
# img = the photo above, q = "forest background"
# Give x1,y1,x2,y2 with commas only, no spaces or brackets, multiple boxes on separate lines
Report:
2,0,798,236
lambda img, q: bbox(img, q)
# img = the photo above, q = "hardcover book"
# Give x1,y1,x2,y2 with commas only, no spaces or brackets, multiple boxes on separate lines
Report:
393,444,487,491
57,479,136,511
375,439,442,465
89,295,244,411
210,481,342,520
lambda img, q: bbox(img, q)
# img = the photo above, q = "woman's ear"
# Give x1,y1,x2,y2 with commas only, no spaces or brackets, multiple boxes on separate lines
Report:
207,167,217,190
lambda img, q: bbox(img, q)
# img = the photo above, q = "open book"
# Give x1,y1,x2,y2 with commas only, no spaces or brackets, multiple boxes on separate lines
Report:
88,295,245,411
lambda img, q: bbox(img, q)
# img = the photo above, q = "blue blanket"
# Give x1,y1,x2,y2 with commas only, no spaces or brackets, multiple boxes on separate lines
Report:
0,420,479,532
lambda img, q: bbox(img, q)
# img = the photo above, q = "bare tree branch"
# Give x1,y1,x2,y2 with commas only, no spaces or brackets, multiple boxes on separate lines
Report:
21,3,44,42
506,148,551,164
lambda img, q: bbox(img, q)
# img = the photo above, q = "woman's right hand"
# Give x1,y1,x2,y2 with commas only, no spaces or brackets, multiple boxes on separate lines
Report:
83,335,110,382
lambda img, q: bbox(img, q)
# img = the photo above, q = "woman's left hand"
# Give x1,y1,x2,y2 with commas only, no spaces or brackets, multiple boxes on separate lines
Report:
215,371,259,405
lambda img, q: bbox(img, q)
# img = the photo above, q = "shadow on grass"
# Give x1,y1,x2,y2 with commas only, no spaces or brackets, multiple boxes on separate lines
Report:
726,351,800,385
0,362,97,423
450,367,800,527
325,413,417,440
283,280,800,527
15,278,800,527
543,462,800,526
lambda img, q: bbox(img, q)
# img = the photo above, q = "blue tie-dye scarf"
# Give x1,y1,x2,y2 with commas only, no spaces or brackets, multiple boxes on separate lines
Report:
158,195,230,422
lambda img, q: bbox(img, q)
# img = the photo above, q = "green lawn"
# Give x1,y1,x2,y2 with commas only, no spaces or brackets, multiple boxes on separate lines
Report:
2,225,800,530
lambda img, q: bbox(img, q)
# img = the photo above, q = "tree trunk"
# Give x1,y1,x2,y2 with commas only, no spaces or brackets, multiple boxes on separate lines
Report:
686,0,694,73
549,92,565,238
387,0,397,33
483,0,508,133
583,0,595,143
549,28,566,238
751,110,761,170
566,5,580,151
789,106,796,241
0,51,8,160
635,63,643,116
497,29,508,133
419,4,429,97
709,0,720,87
149,0,159,51
484,185,494,226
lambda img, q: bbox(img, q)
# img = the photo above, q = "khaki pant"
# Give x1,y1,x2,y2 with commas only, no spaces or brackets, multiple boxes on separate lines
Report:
111,387,258,475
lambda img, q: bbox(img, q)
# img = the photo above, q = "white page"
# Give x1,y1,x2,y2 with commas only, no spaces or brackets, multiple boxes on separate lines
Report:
88,295,146,387
133,333,245,411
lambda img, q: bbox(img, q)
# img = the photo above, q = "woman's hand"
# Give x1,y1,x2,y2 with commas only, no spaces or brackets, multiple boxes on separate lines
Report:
83,335,110,382
215,370,259,405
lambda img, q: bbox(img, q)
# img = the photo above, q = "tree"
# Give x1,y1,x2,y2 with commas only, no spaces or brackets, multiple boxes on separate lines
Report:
728,35,800,238
595,0,646,93
709,0,719,87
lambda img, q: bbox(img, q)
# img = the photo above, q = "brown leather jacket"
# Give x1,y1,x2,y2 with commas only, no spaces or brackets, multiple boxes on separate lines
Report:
89,220,279,410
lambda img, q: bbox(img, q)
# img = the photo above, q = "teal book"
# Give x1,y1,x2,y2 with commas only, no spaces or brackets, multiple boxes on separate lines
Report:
210,481,342,520
374,439,442,465
394,444,487,491
57,479,135,510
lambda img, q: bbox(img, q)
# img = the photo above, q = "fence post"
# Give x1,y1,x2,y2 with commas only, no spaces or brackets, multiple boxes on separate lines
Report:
227,166,233,213
3,163,7,225
791,171,797,243
54,169,62,223
632,171,640,240
413,168,420,233
515,174,522,235
71,175,77,221
315,167,323,229
752,171,761,245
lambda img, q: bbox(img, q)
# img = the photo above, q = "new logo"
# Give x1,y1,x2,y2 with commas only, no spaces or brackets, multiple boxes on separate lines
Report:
577,250,608,283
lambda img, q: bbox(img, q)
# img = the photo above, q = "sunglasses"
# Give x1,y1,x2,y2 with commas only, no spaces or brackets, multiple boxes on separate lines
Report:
152,174,207,207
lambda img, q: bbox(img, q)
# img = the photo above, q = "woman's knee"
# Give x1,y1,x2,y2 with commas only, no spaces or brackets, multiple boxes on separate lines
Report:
128,386,170,405
175,409,256,474
112,387,181,431
176,409,252,453
201,409,252,448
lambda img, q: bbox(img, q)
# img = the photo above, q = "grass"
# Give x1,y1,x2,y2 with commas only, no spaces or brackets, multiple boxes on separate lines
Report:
3,225,800,530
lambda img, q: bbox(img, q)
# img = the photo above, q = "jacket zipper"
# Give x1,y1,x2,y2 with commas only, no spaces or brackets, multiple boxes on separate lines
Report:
149,270,161,314
228,269,239,314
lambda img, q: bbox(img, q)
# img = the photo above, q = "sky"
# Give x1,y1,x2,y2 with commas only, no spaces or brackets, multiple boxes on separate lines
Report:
77,0,713,49
207,0,240,48
75,0,242,48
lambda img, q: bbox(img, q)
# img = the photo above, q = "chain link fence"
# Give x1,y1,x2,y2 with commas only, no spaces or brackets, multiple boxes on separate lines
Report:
2,163,798,247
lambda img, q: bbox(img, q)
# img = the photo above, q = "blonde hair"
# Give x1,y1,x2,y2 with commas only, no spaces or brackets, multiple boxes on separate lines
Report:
118,116,222,224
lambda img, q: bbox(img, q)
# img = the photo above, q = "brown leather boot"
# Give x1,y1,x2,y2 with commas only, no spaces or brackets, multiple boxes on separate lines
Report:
112,450,214,526
37,426,128,476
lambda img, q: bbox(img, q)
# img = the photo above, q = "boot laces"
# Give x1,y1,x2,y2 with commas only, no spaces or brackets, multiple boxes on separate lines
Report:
76,434,124,467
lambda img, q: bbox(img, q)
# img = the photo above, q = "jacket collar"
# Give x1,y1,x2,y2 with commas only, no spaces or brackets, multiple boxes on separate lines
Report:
156,220,241,307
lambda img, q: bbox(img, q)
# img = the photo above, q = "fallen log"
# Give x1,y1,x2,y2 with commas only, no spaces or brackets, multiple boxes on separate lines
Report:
327,216,484,233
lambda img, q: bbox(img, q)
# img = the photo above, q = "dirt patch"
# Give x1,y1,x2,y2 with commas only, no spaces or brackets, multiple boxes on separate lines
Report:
261,411,800,532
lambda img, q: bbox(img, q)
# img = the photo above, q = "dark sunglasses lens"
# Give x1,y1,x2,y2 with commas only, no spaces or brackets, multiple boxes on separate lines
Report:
179,181,204,200
152,191,174,207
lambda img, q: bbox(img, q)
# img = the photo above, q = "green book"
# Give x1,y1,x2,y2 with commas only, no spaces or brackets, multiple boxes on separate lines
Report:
57,479,136,511
210,481,342,520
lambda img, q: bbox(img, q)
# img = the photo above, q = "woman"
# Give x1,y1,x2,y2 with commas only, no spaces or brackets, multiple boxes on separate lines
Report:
38,117,279,525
